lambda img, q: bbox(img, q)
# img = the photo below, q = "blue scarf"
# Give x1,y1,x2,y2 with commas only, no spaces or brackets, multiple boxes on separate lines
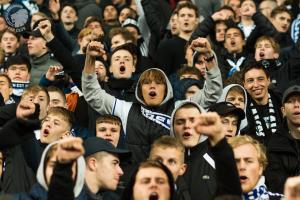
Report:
243,176,269,200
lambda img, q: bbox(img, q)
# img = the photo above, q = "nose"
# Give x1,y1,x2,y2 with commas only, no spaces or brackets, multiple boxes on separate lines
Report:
238,160,246,171
105,131,111,136
117,165,124,176
184,120,193,129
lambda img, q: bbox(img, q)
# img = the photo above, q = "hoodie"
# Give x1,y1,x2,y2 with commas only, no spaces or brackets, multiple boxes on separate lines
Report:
12,141,85,200
82,66,222,164
218,84,248,133
170,101,216,200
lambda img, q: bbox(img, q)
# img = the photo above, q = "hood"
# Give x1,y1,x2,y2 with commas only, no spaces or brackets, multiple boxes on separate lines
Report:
218,84,248,132
135,68,173,106
170,100,207,143
36,141,85,197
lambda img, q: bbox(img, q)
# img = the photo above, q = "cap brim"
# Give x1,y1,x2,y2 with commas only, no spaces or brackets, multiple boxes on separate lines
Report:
106,148,131,159
22,30,42,39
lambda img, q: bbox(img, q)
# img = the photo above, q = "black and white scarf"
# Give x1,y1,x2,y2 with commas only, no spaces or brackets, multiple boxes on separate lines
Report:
243,176,283,200
250,94,277,137
141,106,171,130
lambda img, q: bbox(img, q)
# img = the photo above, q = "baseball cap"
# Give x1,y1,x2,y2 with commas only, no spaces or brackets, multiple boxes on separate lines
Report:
23,18,51,38
282,85,300,104
208,102,245,120
84,137,131,158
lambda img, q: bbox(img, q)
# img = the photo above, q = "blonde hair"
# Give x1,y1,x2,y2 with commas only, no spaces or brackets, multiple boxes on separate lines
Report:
228,135,268,170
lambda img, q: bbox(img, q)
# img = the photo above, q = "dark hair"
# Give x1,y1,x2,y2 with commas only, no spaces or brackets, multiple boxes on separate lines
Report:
177,66,202,80
47,86,66,104
60,3,78,16
218,5,236,18
270,6,292,19
121,160,175,200
7,55,31,72
225,25,245,40
242,60,270,81
109,27,135,42
84,16,103,29
176,1,199,18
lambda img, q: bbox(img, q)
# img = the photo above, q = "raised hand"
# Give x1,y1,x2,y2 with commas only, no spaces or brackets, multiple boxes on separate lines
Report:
16,99,38,120
38,19,54,42
190,37,212,54
46,65,63,81
86,41,105,58
284,176,300,200
195,112,225,146
57,137,85,164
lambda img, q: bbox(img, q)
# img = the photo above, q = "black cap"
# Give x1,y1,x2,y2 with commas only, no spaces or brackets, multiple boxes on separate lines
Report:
23,18,50,38
282,85,300,104
84,137,131,158
208,102,245,120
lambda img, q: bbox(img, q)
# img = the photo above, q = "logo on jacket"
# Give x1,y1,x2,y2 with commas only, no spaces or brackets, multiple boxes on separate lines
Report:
4,3,29,33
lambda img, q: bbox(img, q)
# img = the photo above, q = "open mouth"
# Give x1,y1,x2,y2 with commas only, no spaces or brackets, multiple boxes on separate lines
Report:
259,52,265,58
293,112,300,116
240,175,248,182
184,22,189,26
149,192,159,200
43,129,50,137
183,132,192,139
120,66,126,72
230,41,236,46
149,91,157,97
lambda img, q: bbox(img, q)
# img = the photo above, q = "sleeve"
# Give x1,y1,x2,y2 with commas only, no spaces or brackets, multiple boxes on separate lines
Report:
190,16,216,42
53,20,77,52
211,138,242,196
46,37,82,88
265,152,288,193
81,73,132,133
48,162,75,200
0,118,39,150
155,40,174,75
191,54,223,108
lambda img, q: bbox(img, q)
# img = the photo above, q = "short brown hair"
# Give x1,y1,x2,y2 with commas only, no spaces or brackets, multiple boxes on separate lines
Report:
270,6,292,19
176,2,199,18
47,86,66,104
96,114,121,127
22,85,50,104
46,107,74,130
109,27,135,42
150,136,185,163
255,36,280,54
0,29,21,42
138,69,167,100
177,66,201,80
228,135,268,170
227,85,245,97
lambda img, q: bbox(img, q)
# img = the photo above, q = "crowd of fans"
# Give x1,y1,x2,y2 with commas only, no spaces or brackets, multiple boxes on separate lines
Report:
0,0,299,199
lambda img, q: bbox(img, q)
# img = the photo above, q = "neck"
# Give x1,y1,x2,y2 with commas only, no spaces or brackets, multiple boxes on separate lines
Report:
287,120,300,139
254,94,269,105
241,17,254,26
85,171,101,194
179,31,192,41
63,23,74,31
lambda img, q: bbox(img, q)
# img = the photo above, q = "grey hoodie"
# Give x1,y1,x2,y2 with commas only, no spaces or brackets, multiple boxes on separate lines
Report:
170,100,208,143
82,65,222,135
218,84,248,132
36,141,85,198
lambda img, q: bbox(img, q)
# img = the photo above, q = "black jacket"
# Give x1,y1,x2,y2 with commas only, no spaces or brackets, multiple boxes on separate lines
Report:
265,119,300,194
183,140,216,200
